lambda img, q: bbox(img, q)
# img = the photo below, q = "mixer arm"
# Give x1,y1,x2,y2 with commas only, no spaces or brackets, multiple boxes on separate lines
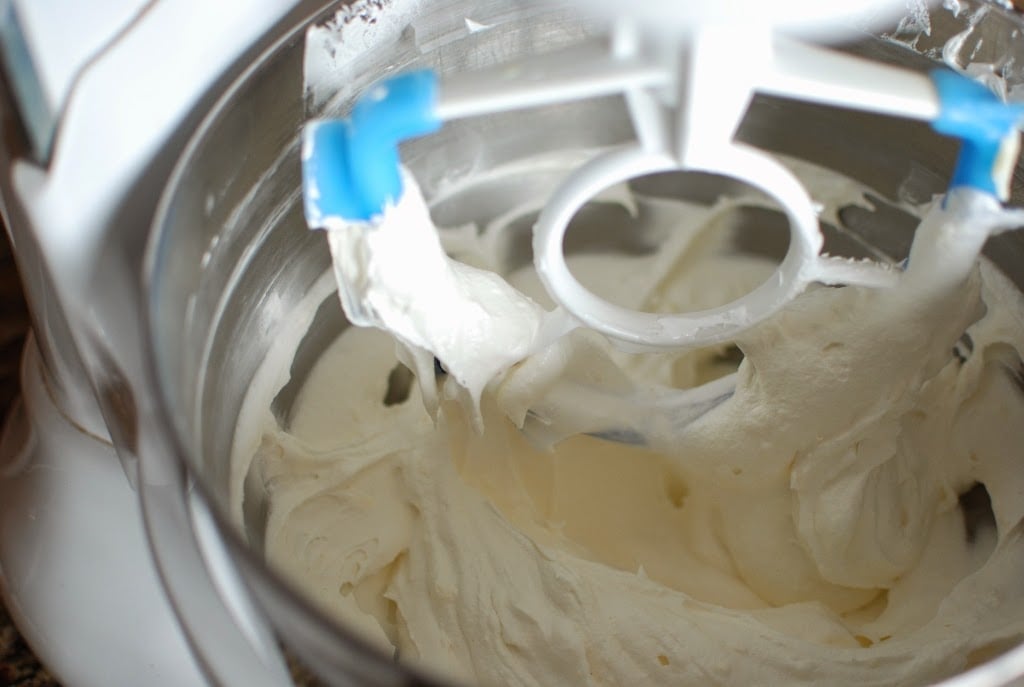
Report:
433,38,668,120
303,23,1024,232
301,36,671,225
419,25,940,194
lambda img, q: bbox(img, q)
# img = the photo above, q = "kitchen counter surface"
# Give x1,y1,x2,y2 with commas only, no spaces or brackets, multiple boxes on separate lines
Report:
0,234,51,687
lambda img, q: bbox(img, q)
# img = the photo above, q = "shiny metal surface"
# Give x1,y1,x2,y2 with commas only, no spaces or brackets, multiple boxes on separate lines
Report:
147,1,1024,684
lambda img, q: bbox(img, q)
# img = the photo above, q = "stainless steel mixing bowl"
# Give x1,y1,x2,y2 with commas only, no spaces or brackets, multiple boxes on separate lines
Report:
145,1,1024,684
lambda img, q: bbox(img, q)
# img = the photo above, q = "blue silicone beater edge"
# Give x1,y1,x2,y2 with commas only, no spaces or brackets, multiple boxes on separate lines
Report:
301,69,441,225
931,69,1024,198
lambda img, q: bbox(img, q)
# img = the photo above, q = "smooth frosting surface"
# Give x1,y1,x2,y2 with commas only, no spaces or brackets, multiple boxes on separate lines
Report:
234,164,1024,686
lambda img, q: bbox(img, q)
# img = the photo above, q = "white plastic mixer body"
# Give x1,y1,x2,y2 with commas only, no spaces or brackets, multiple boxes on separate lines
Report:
0,1,314,685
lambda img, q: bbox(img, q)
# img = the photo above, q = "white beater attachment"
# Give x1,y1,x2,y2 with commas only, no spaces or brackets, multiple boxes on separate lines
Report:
301,5,1024,349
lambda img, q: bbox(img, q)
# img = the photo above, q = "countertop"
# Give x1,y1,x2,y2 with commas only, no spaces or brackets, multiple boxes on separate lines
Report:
0,235,52,687
1,601,57,687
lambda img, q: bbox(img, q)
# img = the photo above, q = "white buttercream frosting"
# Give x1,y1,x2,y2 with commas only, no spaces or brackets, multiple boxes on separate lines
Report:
234,161,1024,686
323,169,551,419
